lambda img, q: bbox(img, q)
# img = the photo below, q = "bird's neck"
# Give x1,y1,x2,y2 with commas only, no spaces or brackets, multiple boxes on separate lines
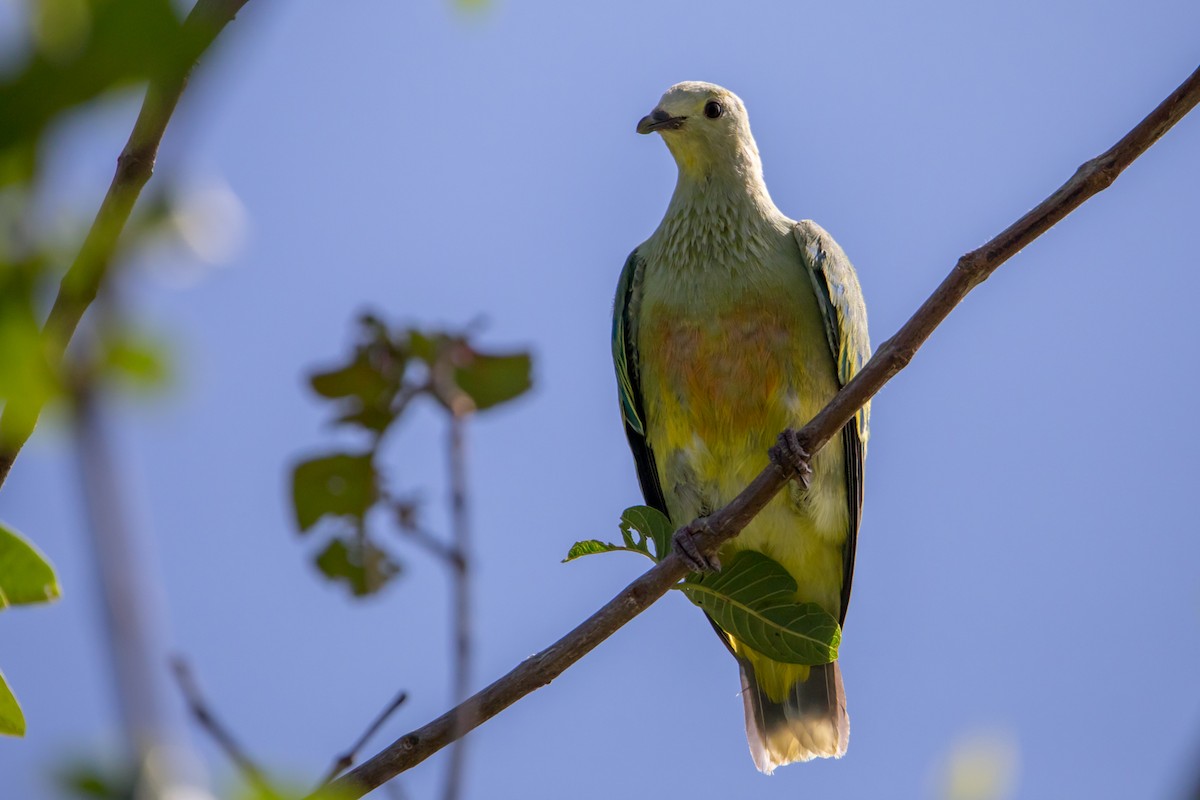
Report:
649,164,786,272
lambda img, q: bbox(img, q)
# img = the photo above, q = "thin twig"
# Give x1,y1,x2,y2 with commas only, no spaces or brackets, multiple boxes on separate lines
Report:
72,375,172,774
318,63,1200,800
0,0,252,490
443,411,473,800
170,657,280,800
316,690,409,788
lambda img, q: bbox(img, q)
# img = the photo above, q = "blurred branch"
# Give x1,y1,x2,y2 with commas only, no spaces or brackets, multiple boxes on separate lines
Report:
442,412,472,800
0,0,253,490
320,62,1200,799
170,657,280,800
423,342,479,800
316,690,409,789
71,377,173,777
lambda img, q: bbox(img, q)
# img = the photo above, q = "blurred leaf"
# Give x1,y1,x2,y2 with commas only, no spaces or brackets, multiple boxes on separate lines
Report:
56,758,137,799
406,328,437,363
0,264,61,443
940,729,1020,800
0,0,190,181
0,523,60,738
310,350,395,402
292,452,377,532
678,551,841,666
309,315,410,434
314,536,400,597
453,349,531,411
0,521,60,609
0,669,24,737
230,782,357,800
99,329,169,389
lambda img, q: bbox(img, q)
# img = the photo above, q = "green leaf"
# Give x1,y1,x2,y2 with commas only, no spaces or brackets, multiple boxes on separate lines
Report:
0,670,24,736
55,757,137,799
678,551,841,666
309,316,409,434
100,331,169,390
0,268,61,443
0,522,61,608
619,505,673,562
292,453,377,532
406,328,437,363
314,536,400,597
562,506,675,564
562,539,638,562
453,351,532,411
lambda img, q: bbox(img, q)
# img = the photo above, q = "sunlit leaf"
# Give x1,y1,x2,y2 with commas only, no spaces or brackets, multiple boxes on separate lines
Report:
619,505,672,562
678,551,840,666
292,452,377,532
0,670,24,737
0,522,60,609
563,506,674,564
562,539,635,563
314,536,400,597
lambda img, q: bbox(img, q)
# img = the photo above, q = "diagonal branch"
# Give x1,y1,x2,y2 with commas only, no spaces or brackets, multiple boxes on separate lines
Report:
320,63,1200,800
0,0,253,490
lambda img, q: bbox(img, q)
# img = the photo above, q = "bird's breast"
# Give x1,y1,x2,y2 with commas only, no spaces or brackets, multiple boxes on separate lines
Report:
639,302,796,450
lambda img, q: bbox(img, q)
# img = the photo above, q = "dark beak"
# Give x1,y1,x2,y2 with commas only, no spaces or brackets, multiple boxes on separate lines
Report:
637,108,687,134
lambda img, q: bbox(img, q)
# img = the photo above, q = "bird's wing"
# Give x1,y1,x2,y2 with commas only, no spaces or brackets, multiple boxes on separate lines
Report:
613,249,669,515
793,221,871,623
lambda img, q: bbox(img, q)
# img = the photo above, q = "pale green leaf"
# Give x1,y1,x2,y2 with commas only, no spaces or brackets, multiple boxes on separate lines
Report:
0,670,24,736
562,539,649,563
0,522,60,609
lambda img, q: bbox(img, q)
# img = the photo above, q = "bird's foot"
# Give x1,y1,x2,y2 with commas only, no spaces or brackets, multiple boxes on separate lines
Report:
770,429,813,489
672,517,721,573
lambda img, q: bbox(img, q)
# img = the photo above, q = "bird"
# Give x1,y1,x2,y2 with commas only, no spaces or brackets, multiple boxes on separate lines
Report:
612,81,870,773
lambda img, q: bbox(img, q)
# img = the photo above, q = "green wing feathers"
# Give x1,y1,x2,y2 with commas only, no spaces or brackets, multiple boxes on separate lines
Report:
793,221,870,622
613,249,668,514
793,220,871,447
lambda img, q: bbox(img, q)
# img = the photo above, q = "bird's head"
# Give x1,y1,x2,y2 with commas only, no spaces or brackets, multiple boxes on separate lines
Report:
637,81,760,181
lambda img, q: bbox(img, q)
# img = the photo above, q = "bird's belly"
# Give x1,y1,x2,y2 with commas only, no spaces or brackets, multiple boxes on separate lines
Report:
639,300,849,613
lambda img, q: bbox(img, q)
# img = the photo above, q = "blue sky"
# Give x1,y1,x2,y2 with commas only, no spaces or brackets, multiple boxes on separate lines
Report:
3,1,1200,798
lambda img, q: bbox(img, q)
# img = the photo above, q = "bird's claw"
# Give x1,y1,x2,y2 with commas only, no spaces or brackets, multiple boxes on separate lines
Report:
672,517,721,573
770,429,813,489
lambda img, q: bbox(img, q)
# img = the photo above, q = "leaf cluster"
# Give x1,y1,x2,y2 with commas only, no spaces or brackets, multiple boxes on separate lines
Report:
566,507,840,666
291,313,531,597
0,521,61,736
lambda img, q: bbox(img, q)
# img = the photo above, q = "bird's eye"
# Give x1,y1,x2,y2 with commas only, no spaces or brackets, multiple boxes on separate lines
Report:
703,100,724,119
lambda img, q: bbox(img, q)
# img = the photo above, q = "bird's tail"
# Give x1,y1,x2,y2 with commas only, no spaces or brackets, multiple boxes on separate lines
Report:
738,656,849,774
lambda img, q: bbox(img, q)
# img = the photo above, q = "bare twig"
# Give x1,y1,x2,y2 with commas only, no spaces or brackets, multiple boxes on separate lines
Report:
319,63,1200,800
72,378,174,780
398,523,461,566
170,657,280,800
317,690,409,788
443,412,473,800
0,0,253,490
